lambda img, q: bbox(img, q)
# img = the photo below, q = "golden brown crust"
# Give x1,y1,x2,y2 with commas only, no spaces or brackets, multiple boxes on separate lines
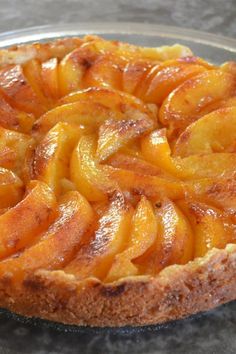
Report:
0,37,83,65
0,244,235,327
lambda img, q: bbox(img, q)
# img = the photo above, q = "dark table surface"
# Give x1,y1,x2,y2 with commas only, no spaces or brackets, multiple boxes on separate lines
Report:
0,1,235,353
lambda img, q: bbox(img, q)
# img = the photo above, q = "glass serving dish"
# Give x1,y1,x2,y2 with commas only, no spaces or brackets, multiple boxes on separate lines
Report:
0,23,235,354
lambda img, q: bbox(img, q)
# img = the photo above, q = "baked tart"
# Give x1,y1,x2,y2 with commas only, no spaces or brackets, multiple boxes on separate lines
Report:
0,35,235,327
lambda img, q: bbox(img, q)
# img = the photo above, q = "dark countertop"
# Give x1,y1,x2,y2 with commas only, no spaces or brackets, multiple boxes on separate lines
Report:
0,0,235,37
0,1,235,353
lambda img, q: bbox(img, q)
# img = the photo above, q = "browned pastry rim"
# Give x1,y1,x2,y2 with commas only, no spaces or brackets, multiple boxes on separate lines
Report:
0,244,235,327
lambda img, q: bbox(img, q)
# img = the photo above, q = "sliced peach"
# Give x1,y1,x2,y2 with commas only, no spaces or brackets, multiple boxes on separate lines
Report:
141,129,181,176
64,191,133,280
0,91,34,133
0,126,34,176
96,117,154,161
0,191,94,282
135,59,208,104
159,70,236,139
105,196,158,282
0,65,47,117
83,36,193,61
0,180,57,259
58,45,98,96
33,122,80,195
174,107,236,157
41,57,59,99
0,167,23,208
108,167,184,200
184,178,236,212
179,201,233,257
136,199,193,274
122,60,153,94
58,87,155,119
107,152,164,177
179,153,236,179
23,59,50,107
84,54,125,90
70,134,116,201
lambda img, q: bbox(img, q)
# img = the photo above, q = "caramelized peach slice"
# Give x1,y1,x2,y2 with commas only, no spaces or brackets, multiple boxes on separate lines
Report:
0,65,47,117
41,58,59,99
179,201,233,257
0,126,34,176
105,196,158,282
0,191,93,282
64,191,133,280
23,59,50,107
159,70,236,139
179,153,236,179
97,118,154,161
71,134,116,201
108,167,184,200
184,178,236,212
58,45,98,96
0,91,34,133
174,107,236,157
84,54,125,90
33,122,80,195
84,35,193,61
136,199,193,274
122,60,153,94
135,59,208,104
141,129,181,176
107,152,164,177
59,87,155,119
0,167,23,208
0,180,57,259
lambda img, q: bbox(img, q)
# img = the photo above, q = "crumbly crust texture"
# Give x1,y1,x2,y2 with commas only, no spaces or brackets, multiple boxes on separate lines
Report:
0,244,235,327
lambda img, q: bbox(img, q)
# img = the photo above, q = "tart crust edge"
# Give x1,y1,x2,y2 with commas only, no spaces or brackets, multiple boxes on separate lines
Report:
0,244,235,327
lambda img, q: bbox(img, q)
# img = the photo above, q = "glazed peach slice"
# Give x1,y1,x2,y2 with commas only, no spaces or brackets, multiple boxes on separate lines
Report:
136,199,193,274
135,58,209,104
141,129,182,177
179,153,236,179
23,59,51,107
105,196,158,282
0,180,57,259
159,70,236,139
174,107,236,157
122,60,154,95
0,65,47,117
179,201,234,257
59,87,156,119
96,117,154,161
0,191,94,282
64,191,133,280
71,134,116,201
83,35,193,61
41,58,59,99
184,178,236,212
107,152,164,177
0,126,34,176
58,44,98,96
0,91,34,133
0,167,23,208
108,167,184,200
33,122,80,196
84,54,126,90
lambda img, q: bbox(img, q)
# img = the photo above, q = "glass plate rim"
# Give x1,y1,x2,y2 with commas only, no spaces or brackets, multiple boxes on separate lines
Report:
0,22,235,52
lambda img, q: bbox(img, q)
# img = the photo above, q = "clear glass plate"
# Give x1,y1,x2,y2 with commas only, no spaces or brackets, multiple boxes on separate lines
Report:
0,23,235,354
0,22,236,64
